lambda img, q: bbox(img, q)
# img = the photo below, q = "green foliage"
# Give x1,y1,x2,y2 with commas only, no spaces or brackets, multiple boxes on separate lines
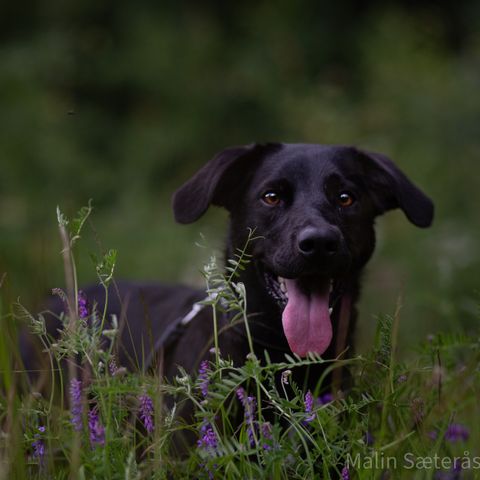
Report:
70,200,93,246
200,228,261,363
0,3,479,351
0,205,479,479
91,249,117,288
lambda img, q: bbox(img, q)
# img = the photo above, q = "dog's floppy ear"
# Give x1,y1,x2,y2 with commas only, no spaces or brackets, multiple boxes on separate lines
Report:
173,143,280,224
360,150,434,228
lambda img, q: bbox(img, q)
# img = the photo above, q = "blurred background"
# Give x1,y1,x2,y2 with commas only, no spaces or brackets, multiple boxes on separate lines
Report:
1,1,479,355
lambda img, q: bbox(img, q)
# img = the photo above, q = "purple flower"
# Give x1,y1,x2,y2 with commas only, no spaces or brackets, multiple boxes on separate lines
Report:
304,390,315,423
341,466,350,480
261,422,273,451
32,438,45,461
453,458,462,473
434,460,462,480
138,394,154,434
78,290,88,318
445,423,469,443
364,431,375,446
236,387,257,445
197,421,218,451
318,392,334,405
397,374,408,383
31,426,46,466
88,408,105,447
198,360,210,398
69,378,83,431
428,430,438,441
109,358,118,376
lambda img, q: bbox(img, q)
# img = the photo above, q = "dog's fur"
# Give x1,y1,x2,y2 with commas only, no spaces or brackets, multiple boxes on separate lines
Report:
24,143,433,394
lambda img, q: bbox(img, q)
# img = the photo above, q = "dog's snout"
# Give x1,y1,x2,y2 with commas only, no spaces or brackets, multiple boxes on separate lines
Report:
297,226,340,258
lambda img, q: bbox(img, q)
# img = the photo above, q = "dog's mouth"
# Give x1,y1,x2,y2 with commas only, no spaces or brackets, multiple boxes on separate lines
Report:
263,270,336,357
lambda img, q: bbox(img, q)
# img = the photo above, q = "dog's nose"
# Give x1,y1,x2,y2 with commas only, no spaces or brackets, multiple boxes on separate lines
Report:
297,226,340,258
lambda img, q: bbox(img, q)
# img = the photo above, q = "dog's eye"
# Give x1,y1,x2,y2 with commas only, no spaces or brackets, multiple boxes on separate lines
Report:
262,191,281,206
338,192,355,207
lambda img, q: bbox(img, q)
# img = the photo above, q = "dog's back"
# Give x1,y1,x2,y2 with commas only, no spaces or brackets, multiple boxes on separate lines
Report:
21,281,206,377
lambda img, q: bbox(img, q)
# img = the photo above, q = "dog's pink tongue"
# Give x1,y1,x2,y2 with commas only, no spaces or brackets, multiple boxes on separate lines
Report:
281,279,332,357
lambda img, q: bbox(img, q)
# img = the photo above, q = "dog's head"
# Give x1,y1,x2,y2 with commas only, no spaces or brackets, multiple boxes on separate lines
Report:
173,143,434,356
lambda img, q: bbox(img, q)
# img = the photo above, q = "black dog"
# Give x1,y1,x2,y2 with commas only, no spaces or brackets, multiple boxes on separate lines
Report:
25,143,433,393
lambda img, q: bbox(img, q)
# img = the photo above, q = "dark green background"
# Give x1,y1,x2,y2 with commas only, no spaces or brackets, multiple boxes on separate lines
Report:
1,1,479,354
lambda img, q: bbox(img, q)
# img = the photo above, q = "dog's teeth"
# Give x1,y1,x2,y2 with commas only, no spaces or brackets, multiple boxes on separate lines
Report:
278,276,288,294
328,307,333,316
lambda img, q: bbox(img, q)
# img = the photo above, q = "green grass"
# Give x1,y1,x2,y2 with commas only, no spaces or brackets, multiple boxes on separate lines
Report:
0,204,478,479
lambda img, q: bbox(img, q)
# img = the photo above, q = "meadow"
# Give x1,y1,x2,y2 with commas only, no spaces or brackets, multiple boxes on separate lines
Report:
0,203,477,479
1,3,479,478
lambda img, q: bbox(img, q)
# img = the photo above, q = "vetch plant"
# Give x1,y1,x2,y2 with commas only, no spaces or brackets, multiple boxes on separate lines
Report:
198,360,210,399
138,393,155,434
444,423,469,443
31,426,46,467
236,387,258,446
88,408,105,447
69,378,83,432
303,390,315,423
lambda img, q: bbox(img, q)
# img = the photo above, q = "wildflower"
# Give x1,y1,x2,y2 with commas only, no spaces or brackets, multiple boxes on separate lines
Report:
69,378,83,431
197,418,218,480
236,387,257,445
109,358,127,377
341,466,350,480
88,408,105,447
428,430,438,441
197,421,218,451
31,426,46,466
108,358,118,375
304,390,315,423
138,394,154,434
198,360,210,399
397,374,408,383
281,369,292,384
318,392,334,405
364,431,375,446
452,458,462,473
261,422,273,451
78,290,88,318
434,461,462,480
445,423,469,443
